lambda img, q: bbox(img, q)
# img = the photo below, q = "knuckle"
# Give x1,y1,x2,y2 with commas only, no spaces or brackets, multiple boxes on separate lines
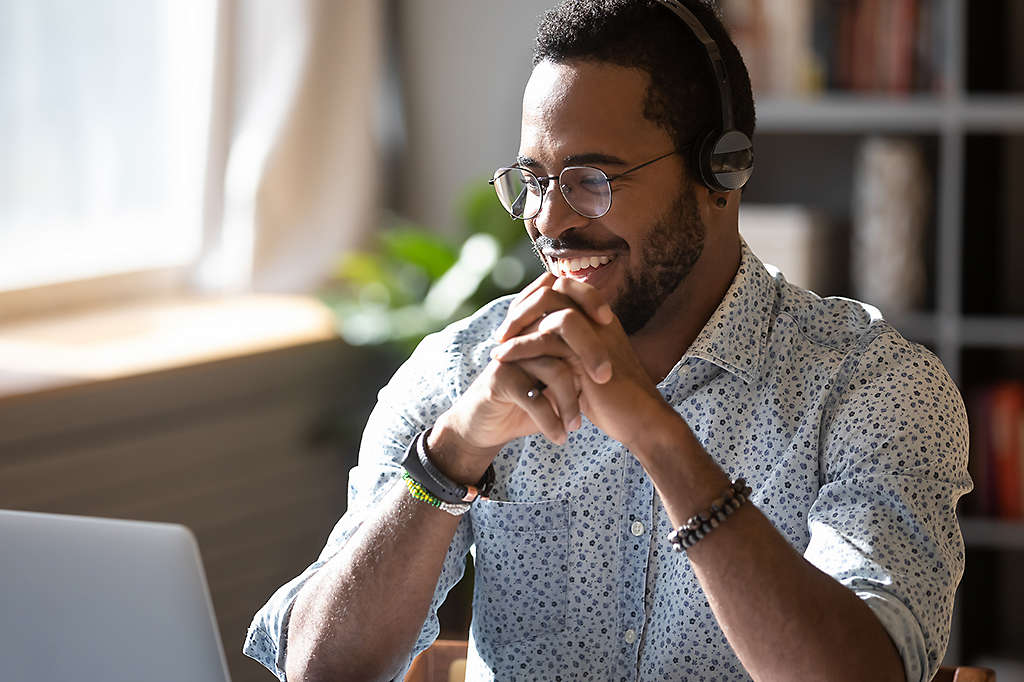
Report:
490,360,517,383
545,308,576,329
551,360,574,382
551,276,580,295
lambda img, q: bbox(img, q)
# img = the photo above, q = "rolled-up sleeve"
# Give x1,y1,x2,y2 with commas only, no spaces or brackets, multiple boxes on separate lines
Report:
804,333,972,682
242,325,482,680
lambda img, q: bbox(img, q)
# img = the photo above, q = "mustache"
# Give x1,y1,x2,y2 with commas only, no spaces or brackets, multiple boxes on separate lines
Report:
531,233,627,254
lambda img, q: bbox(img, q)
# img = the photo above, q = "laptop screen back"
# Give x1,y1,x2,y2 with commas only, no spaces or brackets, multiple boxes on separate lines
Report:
0,510,232,682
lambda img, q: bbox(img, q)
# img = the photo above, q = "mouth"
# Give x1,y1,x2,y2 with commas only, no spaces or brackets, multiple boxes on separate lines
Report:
546,253,618,284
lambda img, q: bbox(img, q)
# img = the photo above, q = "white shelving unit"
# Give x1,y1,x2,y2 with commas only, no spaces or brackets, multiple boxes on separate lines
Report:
743,0,1024,671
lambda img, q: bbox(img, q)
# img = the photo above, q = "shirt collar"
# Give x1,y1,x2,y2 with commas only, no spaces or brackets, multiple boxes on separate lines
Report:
683,240,775,384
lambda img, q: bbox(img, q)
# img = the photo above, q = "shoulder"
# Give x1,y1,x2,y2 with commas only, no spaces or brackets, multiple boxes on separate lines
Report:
765,271,963,422
770,268,888,355
384,295,514,400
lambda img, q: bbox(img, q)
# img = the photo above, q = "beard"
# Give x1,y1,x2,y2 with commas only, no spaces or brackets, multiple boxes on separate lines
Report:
612,184,705,334
530,182,706,334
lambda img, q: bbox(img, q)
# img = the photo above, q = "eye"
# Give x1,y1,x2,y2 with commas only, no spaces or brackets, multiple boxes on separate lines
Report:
578,175,608,196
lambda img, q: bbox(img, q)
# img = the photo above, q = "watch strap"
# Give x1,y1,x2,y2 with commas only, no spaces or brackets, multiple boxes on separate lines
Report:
400,428,494,505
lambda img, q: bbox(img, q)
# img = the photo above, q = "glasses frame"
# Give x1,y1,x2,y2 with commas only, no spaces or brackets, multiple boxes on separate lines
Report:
489,148,683,221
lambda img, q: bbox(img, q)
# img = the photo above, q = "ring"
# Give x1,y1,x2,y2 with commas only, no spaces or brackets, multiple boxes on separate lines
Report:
526,381,547,400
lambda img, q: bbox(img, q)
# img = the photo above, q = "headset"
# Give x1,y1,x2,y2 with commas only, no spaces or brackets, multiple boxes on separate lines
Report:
652,0,754,192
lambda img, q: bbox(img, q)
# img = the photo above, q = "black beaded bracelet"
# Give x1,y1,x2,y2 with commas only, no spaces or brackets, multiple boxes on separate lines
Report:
667,478,752,552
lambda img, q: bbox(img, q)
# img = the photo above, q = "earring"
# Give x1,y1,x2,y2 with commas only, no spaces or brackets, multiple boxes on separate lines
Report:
715,196,727,208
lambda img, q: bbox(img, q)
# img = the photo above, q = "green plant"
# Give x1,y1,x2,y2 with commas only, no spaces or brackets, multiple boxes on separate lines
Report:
319,180,541,354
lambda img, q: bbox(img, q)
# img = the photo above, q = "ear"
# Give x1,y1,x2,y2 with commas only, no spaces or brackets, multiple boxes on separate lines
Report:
697,187,738,236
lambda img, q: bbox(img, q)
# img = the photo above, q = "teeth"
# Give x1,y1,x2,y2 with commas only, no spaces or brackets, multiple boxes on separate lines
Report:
555,255,612,275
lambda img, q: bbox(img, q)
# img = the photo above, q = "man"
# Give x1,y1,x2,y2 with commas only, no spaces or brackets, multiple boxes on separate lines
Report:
244,1,970,680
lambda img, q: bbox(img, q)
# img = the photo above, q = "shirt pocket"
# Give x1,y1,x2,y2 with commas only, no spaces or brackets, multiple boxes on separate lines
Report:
470,498,570,645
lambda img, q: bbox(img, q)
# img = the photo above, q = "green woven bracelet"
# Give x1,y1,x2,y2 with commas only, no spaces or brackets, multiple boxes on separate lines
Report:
403,472,442,508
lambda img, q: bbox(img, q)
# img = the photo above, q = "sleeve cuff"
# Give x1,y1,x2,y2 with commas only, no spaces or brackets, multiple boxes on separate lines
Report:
858,588,930,682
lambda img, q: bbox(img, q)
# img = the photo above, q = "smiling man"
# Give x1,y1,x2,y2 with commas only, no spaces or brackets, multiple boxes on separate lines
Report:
244,2,971,681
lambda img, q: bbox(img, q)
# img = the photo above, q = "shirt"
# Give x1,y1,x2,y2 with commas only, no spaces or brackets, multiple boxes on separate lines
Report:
243,243,971,681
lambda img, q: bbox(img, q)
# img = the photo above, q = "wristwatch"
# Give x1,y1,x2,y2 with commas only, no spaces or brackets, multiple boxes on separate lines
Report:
400,428,495,505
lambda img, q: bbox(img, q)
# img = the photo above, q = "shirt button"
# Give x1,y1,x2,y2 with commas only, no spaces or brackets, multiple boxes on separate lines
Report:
624,628,638,644
630,521,645,536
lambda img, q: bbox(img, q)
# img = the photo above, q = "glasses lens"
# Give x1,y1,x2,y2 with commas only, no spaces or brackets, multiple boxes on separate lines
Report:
559,167,611,218
492,167,541,219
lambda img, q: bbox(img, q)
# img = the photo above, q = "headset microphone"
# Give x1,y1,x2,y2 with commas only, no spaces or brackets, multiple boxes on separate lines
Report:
652,0,754,192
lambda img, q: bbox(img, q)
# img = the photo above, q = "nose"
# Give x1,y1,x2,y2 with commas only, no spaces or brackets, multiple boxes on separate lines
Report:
530,179,587,241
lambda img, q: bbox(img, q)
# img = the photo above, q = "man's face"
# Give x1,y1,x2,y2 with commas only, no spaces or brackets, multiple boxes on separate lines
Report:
518,59,707,334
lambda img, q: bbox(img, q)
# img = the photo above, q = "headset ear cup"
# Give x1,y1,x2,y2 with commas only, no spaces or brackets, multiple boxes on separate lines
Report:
698,130,726,192
701,129,754,191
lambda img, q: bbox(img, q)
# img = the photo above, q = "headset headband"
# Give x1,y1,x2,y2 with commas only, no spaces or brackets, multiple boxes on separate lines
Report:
652,0,734,132
650,0,753,191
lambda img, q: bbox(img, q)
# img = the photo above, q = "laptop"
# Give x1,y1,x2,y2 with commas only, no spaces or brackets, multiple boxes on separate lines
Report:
0,509,232,682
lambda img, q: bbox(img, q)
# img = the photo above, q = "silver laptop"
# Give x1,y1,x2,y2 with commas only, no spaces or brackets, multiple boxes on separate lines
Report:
0,510,232,682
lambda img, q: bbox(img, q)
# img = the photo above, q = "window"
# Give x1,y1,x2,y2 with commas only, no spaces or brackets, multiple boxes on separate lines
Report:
0,0,216,293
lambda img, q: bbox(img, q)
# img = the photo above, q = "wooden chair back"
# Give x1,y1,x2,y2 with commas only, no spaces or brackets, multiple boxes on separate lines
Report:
932,666,996,682
405,639,468,682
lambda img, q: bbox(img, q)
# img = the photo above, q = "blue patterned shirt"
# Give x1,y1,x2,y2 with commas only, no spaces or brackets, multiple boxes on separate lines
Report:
244,243,971,681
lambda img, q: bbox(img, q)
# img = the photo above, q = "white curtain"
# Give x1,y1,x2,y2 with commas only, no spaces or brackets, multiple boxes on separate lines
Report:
196,0,382,294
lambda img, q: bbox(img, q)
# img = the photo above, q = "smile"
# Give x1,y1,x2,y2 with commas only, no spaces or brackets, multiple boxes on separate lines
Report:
554,255,615,277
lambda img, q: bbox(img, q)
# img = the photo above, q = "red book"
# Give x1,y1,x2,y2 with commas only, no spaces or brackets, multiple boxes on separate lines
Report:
990,382,1024,519
967,388,996,516
887,0,917,92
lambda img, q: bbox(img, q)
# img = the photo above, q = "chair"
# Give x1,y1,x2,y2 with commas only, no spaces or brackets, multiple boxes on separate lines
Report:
405,639,468,682
932,666,996,682
406,642,996,682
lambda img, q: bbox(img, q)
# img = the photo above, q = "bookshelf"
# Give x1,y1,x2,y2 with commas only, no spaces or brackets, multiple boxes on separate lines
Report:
731,0,1024,672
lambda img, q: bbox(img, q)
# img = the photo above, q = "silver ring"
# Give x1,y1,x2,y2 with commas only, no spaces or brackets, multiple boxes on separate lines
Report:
526,381,546,400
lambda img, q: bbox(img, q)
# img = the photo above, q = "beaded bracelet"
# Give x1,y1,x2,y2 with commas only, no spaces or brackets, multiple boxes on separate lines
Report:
402,473,473,516
667,478,752,552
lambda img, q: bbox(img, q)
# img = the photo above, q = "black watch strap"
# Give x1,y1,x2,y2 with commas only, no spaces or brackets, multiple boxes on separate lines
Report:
400,429,494,504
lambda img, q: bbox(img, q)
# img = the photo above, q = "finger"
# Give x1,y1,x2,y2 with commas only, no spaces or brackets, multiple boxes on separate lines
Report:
490,360,566,443
517,356,583,435
498,285,584,343
552,277,614,325
495,272,556,340
491,309,612,384
510,270,557,308
498,357,581,439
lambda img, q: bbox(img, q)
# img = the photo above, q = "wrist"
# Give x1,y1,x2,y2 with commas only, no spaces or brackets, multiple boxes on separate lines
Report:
427,412,500,485
627,405,729,500
621,400,693,459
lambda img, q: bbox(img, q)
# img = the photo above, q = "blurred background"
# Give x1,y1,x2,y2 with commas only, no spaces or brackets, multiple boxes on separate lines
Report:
1,0,1022,680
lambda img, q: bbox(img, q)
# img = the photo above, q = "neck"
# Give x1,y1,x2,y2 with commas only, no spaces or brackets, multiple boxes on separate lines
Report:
628,230,741,383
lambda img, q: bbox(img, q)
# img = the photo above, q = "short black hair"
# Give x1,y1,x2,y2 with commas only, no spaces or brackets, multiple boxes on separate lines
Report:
534,0,755,169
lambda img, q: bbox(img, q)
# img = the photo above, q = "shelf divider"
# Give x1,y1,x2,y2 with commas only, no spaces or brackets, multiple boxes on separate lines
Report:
960,516,1024,550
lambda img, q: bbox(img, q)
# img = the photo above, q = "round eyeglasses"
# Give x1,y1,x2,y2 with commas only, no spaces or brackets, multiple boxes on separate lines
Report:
489,149,679,221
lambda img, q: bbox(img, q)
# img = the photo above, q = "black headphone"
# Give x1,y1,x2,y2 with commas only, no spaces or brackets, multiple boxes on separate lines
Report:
652,0,754,192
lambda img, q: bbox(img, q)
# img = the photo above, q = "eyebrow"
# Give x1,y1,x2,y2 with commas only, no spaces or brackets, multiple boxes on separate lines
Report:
516,152,629,170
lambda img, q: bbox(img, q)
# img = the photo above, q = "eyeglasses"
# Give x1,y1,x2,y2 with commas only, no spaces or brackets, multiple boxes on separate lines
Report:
489,149,680,221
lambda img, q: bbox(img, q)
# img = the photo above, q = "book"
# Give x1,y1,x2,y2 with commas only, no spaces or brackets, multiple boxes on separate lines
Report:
989,382,1024,519
720,0,942,95
739,204,835,294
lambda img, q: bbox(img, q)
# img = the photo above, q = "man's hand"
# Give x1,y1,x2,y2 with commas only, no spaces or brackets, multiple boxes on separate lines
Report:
490,274,674,450
430,272,616,482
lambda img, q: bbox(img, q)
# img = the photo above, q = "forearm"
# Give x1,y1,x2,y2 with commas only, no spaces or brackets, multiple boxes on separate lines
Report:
687,504,904,681
284,482,462,682
634,413,905,682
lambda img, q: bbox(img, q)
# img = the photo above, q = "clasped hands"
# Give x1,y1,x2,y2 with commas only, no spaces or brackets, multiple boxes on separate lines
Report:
438,272,671,473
